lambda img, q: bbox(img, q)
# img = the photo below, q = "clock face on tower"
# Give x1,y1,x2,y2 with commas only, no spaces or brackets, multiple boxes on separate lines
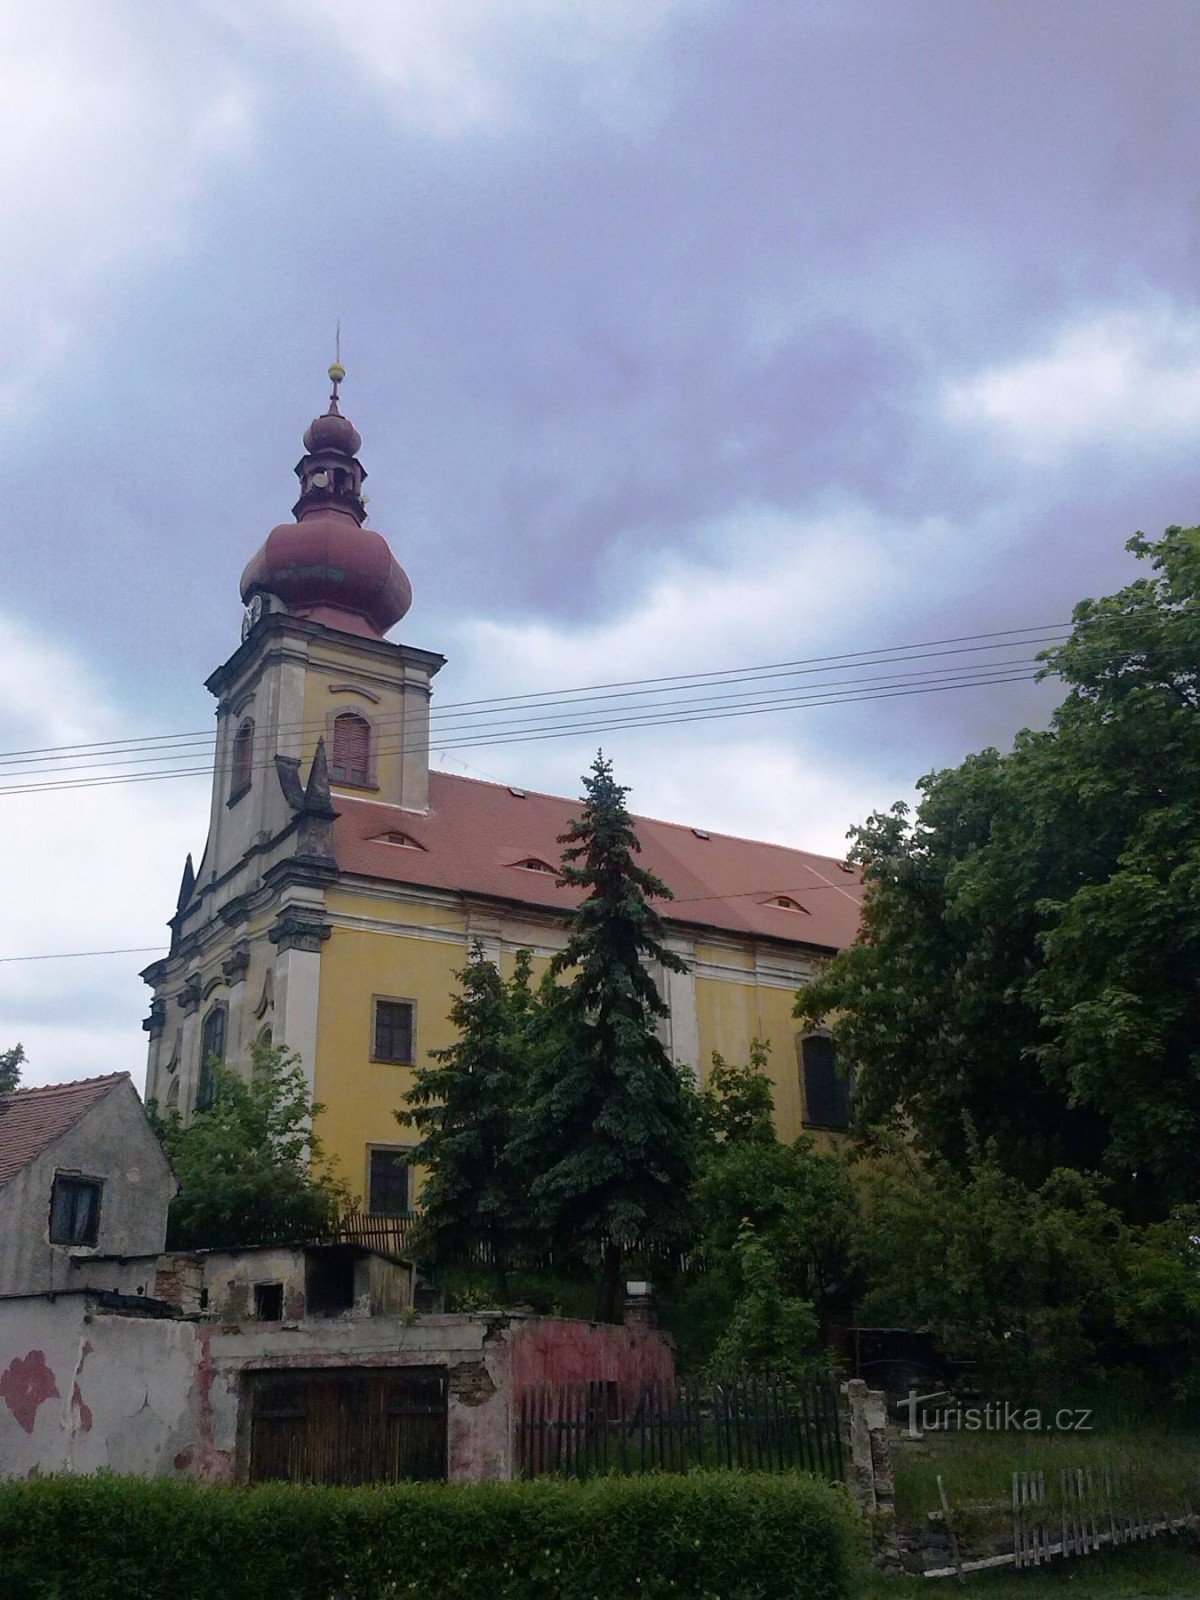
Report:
240,592,266,641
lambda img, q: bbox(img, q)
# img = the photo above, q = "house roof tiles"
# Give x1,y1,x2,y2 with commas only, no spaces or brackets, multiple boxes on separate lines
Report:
0,1073,129,1190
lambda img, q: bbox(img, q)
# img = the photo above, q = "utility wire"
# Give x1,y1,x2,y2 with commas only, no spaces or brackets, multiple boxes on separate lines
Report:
0,621,1078,768
0,665,1043,798
0,650,1050,782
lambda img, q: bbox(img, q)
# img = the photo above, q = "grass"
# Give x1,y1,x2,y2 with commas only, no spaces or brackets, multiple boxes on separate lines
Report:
857,1539,1200,1596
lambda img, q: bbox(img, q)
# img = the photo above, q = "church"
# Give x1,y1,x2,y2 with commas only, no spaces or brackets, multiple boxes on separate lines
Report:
141,368,863,1215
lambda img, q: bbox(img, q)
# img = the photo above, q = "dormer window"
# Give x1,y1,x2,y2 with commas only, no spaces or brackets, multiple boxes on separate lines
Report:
229,718,254,802
511,858,556,875
372,831,424,850
765,895,809,913
331,712,372,787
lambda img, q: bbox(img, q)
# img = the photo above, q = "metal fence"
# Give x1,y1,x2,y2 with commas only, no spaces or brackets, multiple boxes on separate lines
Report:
518,1375,844,1481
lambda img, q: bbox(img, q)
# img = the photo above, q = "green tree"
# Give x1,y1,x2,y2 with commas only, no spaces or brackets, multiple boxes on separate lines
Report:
398,943,534,1286
708,1222,821,1381
683,1041,854,1370
798,526,1200,1217
513,753,699,1322
699,1040,776,1147
157,1040,350,1250
0,1044,25,1095
853,1141,1200,1395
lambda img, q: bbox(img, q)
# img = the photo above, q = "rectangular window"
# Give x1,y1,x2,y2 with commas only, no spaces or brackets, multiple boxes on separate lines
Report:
254,1282,284,1321
799,1035,851,1130
368,1148,413,1217
49,1174,102,1246
373,999,414,1064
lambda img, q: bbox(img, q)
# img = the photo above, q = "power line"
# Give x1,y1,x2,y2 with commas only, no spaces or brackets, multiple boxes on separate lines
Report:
0,946,165,964
0,649,1050,783
0,665,1044,798
0,621,1076,768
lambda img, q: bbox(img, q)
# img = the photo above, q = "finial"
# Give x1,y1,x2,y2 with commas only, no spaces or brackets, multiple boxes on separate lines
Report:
327,321,345,409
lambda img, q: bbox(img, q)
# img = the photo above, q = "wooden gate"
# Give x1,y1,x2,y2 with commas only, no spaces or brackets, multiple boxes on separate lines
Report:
247,1366,447,1485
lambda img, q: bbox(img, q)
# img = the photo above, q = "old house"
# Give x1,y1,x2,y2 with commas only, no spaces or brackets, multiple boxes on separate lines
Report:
0,1074,175,1299
140,367,864,1209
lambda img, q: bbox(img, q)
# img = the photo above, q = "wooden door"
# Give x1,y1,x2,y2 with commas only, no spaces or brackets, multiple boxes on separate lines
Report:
248,1366,448,1484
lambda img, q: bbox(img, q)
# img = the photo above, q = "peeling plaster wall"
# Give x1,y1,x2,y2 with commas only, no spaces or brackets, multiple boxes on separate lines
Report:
0,1304,672,1486
0,1083,175,1297
507,1317,676,1407
0,1297,230,1481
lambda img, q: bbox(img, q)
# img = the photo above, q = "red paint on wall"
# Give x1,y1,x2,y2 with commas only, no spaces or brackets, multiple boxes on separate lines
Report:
71,1383,93,1433
191,1330,217,1477
508,1319,675,1406
0,1351,60,1435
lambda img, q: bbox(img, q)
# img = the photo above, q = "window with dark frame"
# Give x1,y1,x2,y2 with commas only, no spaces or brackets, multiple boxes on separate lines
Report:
798,1034,851,1130
331,711,371,786
368,1148,413,1217
373,998,414,1064
197,1004,227,1111
49,1174,102,1246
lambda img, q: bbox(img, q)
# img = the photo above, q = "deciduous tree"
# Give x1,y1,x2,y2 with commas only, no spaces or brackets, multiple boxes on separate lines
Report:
799,526,1200,1218
0,1044,24,1095
156,1040,350,1250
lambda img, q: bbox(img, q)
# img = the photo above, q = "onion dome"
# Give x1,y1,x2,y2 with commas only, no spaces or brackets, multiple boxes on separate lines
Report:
240,363,412,640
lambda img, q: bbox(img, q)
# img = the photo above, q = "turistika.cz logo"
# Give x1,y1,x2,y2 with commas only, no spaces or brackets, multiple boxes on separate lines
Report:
901,1391,1094,1438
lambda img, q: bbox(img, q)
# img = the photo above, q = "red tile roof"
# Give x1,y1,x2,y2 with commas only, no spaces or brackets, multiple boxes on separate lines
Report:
0,1073,129,1190
334,771,864,951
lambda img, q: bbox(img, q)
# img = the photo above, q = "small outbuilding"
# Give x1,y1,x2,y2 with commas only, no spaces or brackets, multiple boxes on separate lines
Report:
0,1073,176,1298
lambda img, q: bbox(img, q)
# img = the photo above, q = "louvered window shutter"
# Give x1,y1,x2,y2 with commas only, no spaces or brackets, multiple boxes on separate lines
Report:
332,713,371,785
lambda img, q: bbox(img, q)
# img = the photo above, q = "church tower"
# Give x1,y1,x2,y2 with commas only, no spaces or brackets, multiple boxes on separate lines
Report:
143,365,860,1211
142,368,444,1124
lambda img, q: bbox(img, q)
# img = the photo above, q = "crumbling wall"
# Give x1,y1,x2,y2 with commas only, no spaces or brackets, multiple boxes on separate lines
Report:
0,1305,672,1486
0,1295,234,1481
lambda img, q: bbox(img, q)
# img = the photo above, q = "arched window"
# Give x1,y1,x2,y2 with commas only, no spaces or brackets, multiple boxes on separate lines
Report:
331,711,371,786
197,1004,227,1112
230,719,254,800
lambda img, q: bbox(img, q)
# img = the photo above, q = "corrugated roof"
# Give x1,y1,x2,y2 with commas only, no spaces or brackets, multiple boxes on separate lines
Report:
334,771,864,950
0,1073,129,1190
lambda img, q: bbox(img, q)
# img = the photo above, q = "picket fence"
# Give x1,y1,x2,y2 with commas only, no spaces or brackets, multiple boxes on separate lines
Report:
927,1465,1198,1580
517,1375,844,1481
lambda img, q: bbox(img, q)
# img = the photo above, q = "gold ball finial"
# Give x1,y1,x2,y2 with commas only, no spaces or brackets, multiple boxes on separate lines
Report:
328,361,346,384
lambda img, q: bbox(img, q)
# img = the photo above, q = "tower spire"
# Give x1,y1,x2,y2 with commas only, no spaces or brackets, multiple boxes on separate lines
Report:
328,323,345,412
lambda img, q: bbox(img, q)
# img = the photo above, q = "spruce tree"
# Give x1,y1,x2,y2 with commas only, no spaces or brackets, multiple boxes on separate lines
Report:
516,753,698,1322
399,942,532,1285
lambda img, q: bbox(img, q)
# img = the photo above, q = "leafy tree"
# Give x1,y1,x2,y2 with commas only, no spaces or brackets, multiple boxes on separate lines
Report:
689,1041,855,1367
709,1222,821,1380
699,1040,776,1147
398,943,534,1286
156,1040,350,1250
513,753,699,1322
853,1141,1200,1395
798,526,1200,1217
0,1044,24,1095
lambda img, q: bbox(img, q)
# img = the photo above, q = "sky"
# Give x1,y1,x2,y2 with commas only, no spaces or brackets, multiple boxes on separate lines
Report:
2,0,1200,1088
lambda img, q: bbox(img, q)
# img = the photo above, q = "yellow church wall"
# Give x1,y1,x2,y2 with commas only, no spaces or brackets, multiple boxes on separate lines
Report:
693,971,807,1141
313,921,472,1203
309,879,830,1204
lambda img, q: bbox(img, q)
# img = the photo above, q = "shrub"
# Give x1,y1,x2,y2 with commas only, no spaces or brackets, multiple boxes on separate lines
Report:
0,1470,854,1600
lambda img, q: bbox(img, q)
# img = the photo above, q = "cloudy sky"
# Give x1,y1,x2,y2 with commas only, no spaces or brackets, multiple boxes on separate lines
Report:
3,0,1199,1088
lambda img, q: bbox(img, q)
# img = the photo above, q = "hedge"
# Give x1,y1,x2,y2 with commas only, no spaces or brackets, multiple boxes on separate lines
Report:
0,1470,855,1600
